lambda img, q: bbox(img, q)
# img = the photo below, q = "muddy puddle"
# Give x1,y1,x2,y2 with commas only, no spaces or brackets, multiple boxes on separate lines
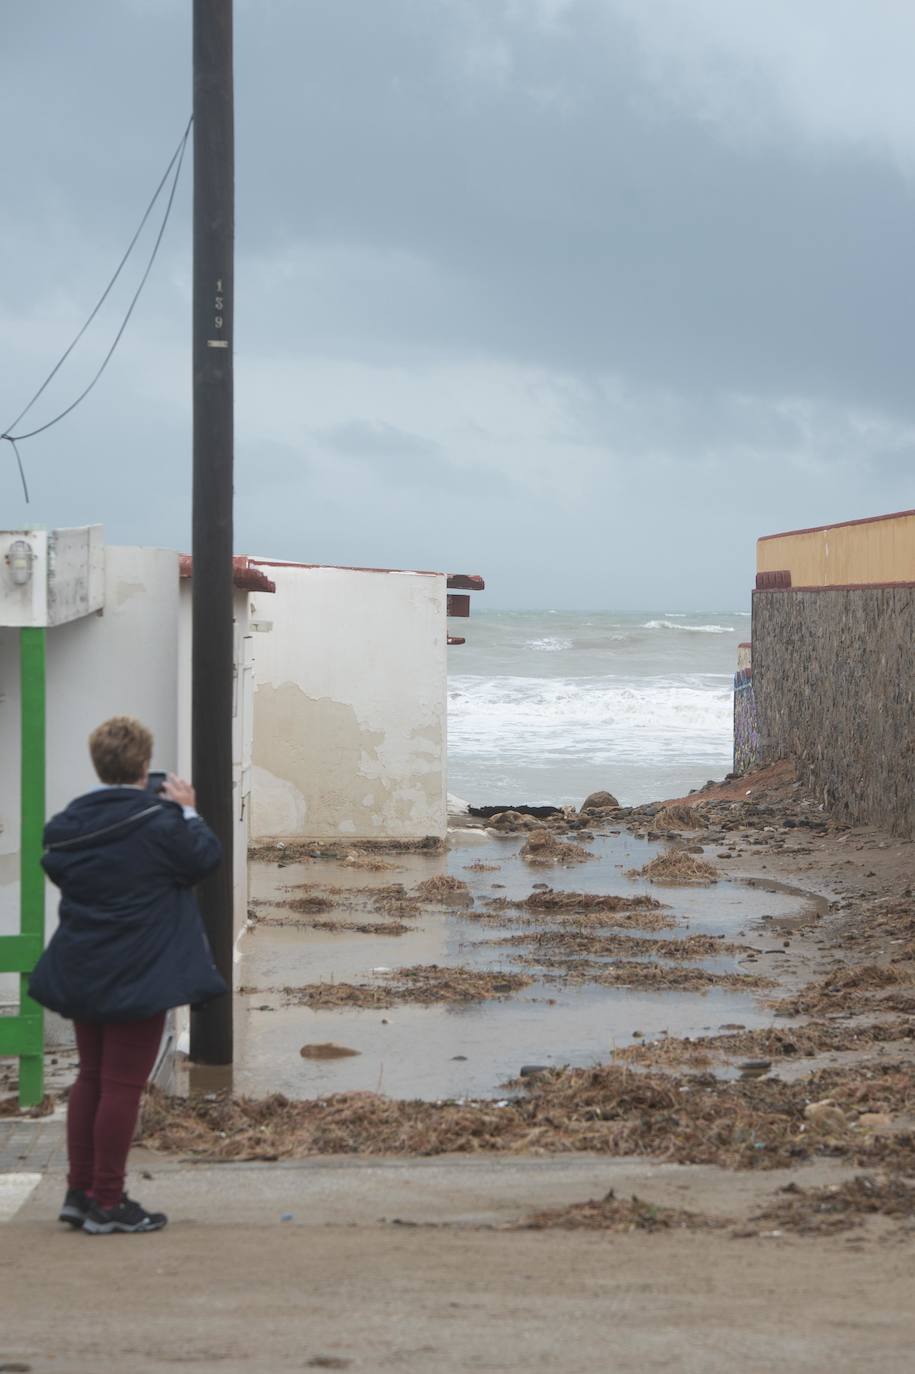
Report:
204,830,812,1101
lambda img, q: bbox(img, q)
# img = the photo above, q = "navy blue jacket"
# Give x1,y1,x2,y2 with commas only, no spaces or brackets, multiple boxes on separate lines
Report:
29,787,227,1023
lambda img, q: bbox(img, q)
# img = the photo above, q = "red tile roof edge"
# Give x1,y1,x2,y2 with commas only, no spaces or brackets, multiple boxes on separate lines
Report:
179,554,277,594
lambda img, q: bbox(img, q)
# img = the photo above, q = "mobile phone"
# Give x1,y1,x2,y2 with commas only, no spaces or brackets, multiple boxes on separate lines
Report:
146,771,168,796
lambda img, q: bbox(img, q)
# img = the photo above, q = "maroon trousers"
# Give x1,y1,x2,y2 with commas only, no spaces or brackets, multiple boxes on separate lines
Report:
67,1012,166,1209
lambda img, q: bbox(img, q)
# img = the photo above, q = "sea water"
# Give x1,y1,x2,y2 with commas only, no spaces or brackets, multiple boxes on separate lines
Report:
447,609,749,808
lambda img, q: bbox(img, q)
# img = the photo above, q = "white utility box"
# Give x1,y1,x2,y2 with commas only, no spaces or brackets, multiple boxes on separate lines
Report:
0,526,105,628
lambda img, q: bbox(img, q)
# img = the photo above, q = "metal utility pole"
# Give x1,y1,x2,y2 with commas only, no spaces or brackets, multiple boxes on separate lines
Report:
190,0,234,1064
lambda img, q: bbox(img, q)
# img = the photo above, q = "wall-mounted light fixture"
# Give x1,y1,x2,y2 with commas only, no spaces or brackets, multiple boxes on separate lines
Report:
6,539,35,587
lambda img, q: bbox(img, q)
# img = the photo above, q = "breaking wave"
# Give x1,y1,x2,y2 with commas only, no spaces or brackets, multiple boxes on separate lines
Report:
642,620,735,634
448,674,732,766
524,637,574,652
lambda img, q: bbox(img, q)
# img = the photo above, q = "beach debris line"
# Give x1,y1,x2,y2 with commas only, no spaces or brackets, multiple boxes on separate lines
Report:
528,956,773,994
138,1059,915,1171
613,1016,915,1070
468,888,678,930
242,964,533,1010
248,836,443,864
627,851,719,885
488,930,746,960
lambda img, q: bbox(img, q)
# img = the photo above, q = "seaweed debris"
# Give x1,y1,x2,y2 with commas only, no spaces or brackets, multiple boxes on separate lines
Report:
750,1174,915,1235
516,1189,722,1233
246,965,532,1010
413,875,473,905
627,852,719,885
614,1017,915,1069
520,830,595,866
652,805,708,832
529,956,773,994
139,1060,915,1170
489,930,748,961
772,964,915,1017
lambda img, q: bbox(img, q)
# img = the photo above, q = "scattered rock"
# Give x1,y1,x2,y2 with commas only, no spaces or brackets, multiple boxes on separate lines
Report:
580,790,620,813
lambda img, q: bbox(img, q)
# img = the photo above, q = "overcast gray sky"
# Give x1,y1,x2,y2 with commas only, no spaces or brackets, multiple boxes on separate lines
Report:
2,0,913,608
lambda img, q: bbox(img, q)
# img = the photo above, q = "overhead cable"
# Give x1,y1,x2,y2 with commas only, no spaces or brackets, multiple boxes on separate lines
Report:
3,115,193,502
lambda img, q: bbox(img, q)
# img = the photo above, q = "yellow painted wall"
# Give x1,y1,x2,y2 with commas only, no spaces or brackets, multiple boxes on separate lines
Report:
757,510,915,586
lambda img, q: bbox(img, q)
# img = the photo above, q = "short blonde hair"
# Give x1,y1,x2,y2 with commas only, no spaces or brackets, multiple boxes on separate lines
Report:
89,716,153,785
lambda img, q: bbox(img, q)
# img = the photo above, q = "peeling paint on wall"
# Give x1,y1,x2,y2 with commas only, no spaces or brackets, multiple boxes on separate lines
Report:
248,562,448,840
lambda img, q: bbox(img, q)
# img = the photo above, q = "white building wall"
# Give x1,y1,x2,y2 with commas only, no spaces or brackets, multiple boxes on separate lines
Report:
248,563,447,842
0,546,180,1008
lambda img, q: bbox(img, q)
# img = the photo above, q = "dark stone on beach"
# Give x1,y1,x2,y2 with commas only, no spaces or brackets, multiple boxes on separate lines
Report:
580,790,620,813
468,804,562,819
519,1064,551,1078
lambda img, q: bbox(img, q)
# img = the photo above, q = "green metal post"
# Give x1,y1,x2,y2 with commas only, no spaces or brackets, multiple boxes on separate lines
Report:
18,626,46,1107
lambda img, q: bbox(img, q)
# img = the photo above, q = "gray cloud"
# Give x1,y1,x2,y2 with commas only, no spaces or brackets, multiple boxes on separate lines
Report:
1,0,913,607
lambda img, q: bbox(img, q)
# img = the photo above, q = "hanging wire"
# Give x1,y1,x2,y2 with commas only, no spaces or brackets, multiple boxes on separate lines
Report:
2,115,193,502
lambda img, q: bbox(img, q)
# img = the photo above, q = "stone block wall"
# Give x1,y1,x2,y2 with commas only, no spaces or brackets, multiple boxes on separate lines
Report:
752,585,915,835
733,665,761,775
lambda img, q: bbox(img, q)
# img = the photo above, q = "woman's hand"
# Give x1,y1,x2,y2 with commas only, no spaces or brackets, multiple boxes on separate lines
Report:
162,774,197,809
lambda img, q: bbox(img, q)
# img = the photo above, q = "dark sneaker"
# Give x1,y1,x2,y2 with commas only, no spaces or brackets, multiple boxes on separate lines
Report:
82,1195,168,1235
59,1187,91,1228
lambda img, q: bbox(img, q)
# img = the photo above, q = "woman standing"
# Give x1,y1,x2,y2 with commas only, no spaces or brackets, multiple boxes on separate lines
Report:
29,716,225,1235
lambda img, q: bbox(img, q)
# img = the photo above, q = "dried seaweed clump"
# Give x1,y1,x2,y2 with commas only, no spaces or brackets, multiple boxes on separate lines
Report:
257,917,411,936
652,805,708,831
628,851,719,886
772,963,915,1017
751,1174,915,1235
414,875,473,905
531,956,772,994
252,895,334,915
272,964,532,1010
520,829,595,866
517,1188,722,1233
492,930,745,961
343,854,402,872
521,888,662,914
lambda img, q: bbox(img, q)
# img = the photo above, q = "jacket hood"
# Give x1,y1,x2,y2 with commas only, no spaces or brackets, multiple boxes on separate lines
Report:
44,787,169,853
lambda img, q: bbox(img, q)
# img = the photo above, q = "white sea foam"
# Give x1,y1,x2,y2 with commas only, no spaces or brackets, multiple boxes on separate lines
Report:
448,674,732,766
524,637,573,652
642,620,735,634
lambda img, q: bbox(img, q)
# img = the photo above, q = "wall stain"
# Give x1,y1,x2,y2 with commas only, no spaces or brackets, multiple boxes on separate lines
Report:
254,683,391,834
